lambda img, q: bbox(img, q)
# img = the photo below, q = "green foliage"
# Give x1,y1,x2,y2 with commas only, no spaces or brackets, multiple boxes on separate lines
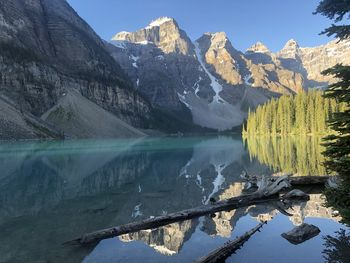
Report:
321,25,350,39
315,0,350,225
322,229,350,262
244,136,326,176
314,0,350,22
314,0,350,39
324,187,350,225
322,65,350,224
243,91,342,136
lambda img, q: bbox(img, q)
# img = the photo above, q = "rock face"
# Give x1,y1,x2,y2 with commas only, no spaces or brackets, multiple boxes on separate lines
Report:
245,41,305,94
109,17,350,130
277,39,350,87
198,32,243,86
109,18,276,131
110,17,214,114
281,223,321,245
2,3,349,135
113,17,194,56
0,0,152,139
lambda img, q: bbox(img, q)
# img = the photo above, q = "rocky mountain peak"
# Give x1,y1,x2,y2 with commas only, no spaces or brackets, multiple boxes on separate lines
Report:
196,32,243,86
111,31,131,41
208,32,229,49
284,39,300,49
278,39,301,59
197,32,229,50
107,18,350,132
246,42,271,54
111,17,193,55
145,17,175,29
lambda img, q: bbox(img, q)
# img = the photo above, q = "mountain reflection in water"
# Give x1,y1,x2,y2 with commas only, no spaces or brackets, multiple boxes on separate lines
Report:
0,136,347,263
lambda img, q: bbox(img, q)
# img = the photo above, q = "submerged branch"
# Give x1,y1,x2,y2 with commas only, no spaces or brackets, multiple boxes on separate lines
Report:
194,221,267,263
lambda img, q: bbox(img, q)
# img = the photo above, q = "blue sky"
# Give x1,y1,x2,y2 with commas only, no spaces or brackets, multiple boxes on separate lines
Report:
67,0,334,52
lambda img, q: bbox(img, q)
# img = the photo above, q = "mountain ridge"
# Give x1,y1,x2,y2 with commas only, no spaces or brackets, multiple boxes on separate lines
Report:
109,16,350,130
1,6,349,138
0,0,153,136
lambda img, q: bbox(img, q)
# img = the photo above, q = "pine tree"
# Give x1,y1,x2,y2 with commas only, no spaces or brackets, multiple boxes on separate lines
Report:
314,0,350,39
315,0,350,224
243,91,337,136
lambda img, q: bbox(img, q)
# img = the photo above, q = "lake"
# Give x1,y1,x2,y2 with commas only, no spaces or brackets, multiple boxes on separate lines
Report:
0,136,348,263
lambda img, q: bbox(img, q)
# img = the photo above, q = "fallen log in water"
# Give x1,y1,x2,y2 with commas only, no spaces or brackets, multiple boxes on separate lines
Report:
194,221,267,263
286,176,331,186
241,171,331,186
65,176,292,245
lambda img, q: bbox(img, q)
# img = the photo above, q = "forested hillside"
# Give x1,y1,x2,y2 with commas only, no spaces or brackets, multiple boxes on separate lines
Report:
243,90,345,136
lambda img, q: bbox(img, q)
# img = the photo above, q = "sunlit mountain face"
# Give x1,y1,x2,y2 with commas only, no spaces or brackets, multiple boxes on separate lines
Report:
0,136,347,263
108,17,350,131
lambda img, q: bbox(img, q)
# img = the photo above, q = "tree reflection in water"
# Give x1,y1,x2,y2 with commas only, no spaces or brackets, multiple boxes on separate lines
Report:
244,136,326,176
323,229,350,263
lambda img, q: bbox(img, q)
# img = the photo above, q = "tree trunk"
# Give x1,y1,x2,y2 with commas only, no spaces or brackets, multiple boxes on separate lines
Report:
287,176,331,185
64,176,291,245
241,172,331,186
194,221,267,263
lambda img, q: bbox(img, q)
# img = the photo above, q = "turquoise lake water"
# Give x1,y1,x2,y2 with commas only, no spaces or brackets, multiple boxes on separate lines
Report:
0,136,348,263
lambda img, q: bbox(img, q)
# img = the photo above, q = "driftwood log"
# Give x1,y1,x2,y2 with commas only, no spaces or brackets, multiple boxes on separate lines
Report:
241,171,331,187
65,176,294,245
194,221,267,263
287,176,331,185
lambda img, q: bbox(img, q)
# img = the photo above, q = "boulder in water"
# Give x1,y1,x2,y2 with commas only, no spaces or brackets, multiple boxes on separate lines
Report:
281,223,320,244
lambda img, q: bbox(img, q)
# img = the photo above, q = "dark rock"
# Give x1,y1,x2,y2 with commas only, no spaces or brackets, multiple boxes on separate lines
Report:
281,223,321,244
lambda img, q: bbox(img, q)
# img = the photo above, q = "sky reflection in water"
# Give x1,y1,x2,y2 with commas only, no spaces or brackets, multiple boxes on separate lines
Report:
0,136,348,263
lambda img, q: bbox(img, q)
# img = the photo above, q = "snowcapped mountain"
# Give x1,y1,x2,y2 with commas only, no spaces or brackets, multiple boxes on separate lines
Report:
1,0,349,138
112,17,194,55
108,17,350,131
108,18,276,131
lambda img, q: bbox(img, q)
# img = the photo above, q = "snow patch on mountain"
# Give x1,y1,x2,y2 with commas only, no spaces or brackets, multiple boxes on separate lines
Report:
111,40,127,49
136,40,151,45
177,93,192,110
173,41,246,131
189,77,202,96
111,31,130,41
130,55,140,68
146,17,173,29
244,74,252,86
194,42,225,104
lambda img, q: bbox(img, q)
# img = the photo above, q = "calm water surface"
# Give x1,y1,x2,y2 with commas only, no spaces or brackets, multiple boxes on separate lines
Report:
0,136,348,263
